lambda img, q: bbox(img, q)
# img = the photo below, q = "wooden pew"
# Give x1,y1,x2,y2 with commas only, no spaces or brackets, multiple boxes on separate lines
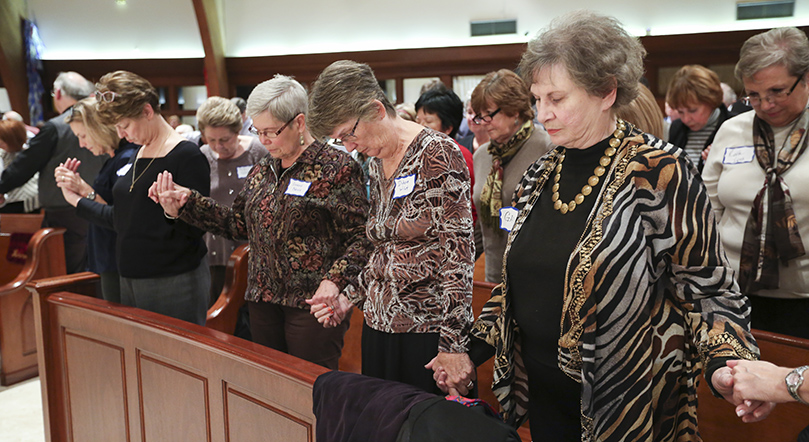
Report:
30,274,327,442
0,226,65,386
0,213,45,286
697,329,809,441
205,244,249,334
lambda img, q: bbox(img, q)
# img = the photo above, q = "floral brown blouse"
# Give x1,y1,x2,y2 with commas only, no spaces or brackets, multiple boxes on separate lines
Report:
346,129,475,353
180,140,372,308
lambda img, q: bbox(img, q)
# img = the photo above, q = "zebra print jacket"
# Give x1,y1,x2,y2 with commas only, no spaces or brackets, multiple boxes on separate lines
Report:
471,126,759,441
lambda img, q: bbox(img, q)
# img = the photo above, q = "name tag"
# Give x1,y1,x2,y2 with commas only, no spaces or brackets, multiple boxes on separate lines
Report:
117,163,132,176
393,174,417,199
285,179,311,196
723,146,755,165
237,165,252,179
499,207,518,232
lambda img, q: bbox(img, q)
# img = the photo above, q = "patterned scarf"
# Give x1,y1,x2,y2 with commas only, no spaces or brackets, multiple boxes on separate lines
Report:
479,121,534,229
738,111,809,293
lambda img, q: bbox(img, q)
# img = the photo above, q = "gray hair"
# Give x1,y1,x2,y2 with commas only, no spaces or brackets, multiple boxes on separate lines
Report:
246,74,308,123
308,60,396,140
230,96,247,114
735,27,809,80
518,10,645,109
53,71,94,101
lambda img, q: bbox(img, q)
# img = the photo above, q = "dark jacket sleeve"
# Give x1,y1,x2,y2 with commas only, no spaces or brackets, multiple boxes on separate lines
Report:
76,198,115,230
0,122,57,193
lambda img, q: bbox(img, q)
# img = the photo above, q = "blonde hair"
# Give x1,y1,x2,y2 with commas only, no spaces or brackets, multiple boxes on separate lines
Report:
196,96,242,134
66,97,121,150
617,83,665,139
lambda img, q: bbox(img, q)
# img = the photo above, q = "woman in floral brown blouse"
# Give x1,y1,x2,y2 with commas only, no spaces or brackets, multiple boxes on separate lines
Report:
307,60,476,395
150,74,372,369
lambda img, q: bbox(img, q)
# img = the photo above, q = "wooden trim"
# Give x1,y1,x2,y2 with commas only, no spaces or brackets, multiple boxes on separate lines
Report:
191,0,229,97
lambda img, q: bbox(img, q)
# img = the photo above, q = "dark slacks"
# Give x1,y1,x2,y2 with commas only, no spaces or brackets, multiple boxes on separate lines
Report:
248,301,351,370
43,207,89,274
361,324,443,395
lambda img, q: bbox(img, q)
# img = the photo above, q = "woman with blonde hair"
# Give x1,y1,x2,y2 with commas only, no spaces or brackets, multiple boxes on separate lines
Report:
55,97,138,302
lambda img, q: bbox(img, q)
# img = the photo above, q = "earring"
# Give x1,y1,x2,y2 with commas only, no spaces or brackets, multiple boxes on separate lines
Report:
300,134,305,146
515,118,519,125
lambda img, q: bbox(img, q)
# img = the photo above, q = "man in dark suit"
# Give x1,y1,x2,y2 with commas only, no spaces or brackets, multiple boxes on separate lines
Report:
0,71,107,273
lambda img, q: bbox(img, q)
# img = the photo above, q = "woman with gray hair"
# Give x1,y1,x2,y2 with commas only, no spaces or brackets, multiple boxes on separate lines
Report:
431,11,771,441
194,96,266,303
307,60,475,395
704,27,809,340
150,74,371,369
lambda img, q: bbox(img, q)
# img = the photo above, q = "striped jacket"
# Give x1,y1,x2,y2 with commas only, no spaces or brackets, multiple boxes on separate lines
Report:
472,126,758,441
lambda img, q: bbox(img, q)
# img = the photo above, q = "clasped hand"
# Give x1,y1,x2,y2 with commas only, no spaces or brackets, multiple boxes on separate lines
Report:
148,171,191,216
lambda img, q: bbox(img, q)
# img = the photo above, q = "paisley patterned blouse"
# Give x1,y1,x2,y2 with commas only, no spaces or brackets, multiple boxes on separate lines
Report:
346,129,475,354
179,140,372,308
472,126,759,441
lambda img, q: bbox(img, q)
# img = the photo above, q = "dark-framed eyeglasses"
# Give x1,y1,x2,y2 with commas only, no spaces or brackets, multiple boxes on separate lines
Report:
742,74,804,106
95,90,118,103
249,113,299,139
332,117,360,147
472,108,501,124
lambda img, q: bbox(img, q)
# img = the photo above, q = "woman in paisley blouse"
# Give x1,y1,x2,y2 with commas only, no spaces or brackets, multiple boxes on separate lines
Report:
307,60,475,395
431,11,774,441
151,74,371,369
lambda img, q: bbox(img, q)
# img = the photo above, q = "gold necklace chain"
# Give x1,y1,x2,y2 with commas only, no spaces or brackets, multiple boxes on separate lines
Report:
129,151,158,192
551,119,626,214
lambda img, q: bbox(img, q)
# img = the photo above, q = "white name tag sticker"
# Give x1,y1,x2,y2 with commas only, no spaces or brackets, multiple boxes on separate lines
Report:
237,165,252,179
393,174,417,199
117,163,132,176
285,179,312,196
723,146,755,165
499,207,518,232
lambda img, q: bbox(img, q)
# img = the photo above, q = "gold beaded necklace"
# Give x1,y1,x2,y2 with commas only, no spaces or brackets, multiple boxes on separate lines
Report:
551,120,626,214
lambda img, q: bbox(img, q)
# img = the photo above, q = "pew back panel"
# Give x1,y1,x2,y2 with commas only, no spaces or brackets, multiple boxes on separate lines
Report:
31,275,328,442
697,330,809,441
0,227,65,386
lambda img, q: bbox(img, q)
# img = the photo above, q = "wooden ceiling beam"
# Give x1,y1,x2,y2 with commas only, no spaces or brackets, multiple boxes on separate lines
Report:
191,0,229,97
0,0,30,122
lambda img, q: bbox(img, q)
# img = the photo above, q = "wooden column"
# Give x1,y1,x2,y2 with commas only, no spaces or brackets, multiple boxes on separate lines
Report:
0,0,30,122
191,0,229,97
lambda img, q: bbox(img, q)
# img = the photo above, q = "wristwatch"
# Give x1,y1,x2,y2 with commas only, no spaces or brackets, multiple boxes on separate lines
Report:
785,365,809,405
85,191,96,201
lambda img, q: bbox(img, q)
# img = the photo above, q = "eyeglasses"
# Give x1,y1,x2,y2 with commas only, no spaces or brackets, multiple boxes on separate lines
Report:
472,108,501,124
249,113,299,139
742,74,804,106
95,91,118,103
331,118,360,147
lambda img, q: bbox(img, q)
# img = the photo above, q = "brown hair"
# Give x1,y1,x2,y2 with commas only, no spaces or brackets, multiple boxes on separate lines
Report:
308,60,395,140
617,83,665,139
95,70,161,125
0,119,27,153
470,69,535,123
666,65,723,110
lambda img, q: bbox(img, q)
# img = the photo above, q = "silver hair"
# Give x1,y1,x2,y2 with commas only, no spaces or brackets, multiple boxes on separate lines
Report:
518,10,645,109
246,74,308,121
53,71,94,101
735,27,809,80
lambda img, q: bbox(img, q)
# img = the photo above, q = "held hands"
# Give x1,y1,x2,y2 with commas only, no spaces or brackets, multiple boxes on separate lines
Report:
727,359,794,404
148,171,191,217
306,285,352,328
712,363,776,423
425,351,475,396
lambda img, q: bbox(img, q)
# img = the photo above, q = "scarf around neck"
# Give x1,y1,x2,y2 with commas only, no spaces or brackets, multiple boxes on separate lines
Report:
479,120,534,229
738,110,809,293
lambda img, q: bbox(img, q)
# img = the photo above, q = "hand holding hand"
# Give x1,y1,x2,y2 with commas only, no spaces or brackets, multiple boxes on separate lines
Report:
713,363,776,423
425,352,475,396
55,163,89,196
149,171,191,217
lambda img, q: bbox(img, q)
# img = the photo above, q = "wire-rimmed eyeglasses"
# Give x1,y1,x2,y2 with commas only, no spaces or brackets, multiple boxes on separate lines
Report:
742,74,804,106
249,113,299,139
